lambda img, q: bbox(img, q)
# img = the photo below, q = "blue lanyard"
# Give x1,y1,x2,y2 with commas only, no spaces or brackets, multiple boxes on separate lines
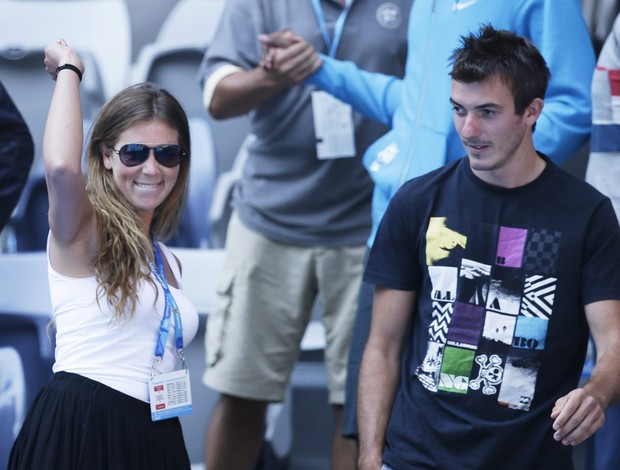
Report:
311,0,353,57
150,238,184,363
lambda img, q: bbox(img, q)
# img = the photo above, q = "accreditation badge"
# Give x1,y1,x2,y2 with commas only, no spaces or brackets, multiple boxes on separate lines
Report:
311,90,356,159
148,368,193,421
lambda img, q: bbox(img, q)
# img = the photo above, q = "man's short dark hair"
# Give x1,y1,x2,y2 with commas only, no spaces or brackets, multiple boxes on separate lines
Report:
449,24,551,117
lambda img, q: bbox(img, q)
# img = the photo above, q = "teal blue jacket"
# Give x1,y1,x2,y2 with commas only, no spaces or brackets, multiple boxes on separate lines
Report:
307,0,595,246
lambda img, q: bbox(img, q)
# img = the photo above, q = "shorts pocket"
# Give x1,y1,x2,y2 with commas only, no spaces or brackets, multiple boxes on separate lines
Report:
205,267,235,367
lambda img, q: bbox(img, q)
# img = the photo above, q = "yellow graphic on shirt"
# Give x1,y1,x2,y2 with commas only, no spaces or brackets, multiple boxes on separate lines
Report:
426,217,467,265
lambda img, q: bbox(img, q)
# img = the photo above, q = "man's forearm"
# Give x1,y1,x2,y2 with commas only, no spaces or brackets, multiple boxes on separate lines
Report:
551,300,620,446
357,344,401,470
584,341,620,411
207,67,284,119
306,54,401,126
585,300,620,410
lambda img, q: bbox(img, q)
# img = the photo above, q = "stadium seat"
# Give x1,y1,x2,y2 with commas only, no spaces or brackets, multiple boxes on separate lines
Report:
131,0,224,120
207,133,255,248
0,347,25,470
0,312,55,467
167,118,218,248
0,251,54,464
8,175,49,253
0,0,131,100
155,0,226,48
0,48,105,174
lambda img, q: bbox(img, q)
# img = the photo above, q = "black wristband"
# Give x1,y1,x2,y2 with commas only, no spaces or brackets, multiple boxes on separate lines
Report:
56,64,83,82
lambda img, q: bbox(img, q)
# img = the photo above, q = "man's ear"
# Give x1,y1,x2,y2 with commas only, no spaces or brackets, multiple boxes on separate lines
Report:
525,97,544,127
100,142,113,170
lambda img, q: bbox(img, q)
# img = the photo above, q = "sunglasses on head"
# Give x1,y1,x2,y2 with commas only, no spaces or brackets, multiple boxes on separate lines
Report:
111,143,185,168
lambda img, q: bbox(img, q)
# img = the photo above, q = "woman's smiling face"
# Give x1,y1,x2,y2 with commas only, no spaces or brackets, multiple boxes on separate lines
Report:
102,119,180,223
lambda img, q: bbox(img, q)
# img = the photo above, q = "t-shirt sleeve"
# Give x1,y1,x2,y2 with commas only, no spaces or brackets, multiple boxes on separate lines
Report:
581,197,620,305
364,185,420,291
201,0,261,80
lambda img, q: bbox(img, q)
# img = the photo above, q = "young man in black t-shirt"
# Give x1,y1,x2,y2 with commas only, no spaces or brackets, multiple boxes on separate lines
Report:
358,25,620,470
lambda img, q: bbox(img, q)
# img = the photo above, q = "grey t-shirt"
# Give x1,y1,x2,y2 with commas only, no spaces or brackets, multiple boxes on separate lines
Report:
202,0,409,246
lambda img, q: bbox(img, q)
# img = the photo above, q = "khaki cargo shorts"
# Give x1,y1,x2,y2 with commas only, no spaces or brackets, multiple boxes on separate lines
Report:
204,213,365,404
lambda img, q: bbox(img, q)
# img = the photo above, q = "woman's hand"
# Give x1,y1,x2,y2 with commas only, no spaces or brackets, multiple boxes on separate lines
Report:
44,39,84,80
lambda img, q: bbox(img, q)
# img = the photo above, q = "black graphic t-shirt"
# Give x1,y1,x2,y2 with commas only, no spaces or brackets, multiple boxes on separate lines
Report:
365,155,620,469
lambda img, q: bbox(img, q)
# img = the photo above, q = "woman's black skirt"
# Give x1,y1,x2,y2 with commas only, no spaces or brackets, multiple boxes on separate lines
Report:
9,371,191,470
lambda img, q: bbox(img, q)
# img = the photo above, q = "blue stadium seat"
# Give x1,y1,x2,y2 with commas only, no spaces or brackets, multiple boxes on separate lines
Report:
0,312,55,467
0,0,131,100
168,118,218,248
6,175,49,252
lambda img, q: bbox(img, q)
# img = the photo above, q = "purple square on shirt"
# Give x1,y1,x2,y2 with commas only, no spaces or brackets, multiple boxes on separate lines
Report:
446,302,485,347
496,226,528,268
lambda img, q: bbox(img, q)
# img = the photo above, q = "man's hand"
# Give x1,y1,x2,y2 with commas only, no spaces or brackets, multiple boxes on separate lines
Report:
258,30,322,84
259,30,300,68
207,30,322,118
550,387,605,446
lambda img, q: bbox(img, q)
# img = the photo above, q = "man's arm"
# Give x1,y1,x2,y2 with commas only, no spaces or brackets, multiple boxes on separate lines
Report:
550,299,620,446
305,55,402,127
0,81,34,230
206,38,322,120
260,30,402,127
357,286,416,470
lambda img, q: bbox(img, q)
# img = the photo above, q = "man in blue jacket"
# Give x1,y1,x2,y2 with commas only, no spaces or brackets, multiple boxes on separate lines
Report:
0,80,34,231
263,0,596,441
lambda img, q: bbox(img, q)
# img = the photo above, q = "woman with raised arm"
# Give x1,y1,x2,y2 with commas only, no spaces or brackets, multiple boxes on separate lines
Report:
8,40,198,470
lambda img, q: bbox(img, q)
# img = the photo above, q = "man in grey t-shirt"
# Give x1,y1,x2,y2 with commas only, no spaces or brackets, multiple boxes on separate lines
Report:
200,1,410,468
